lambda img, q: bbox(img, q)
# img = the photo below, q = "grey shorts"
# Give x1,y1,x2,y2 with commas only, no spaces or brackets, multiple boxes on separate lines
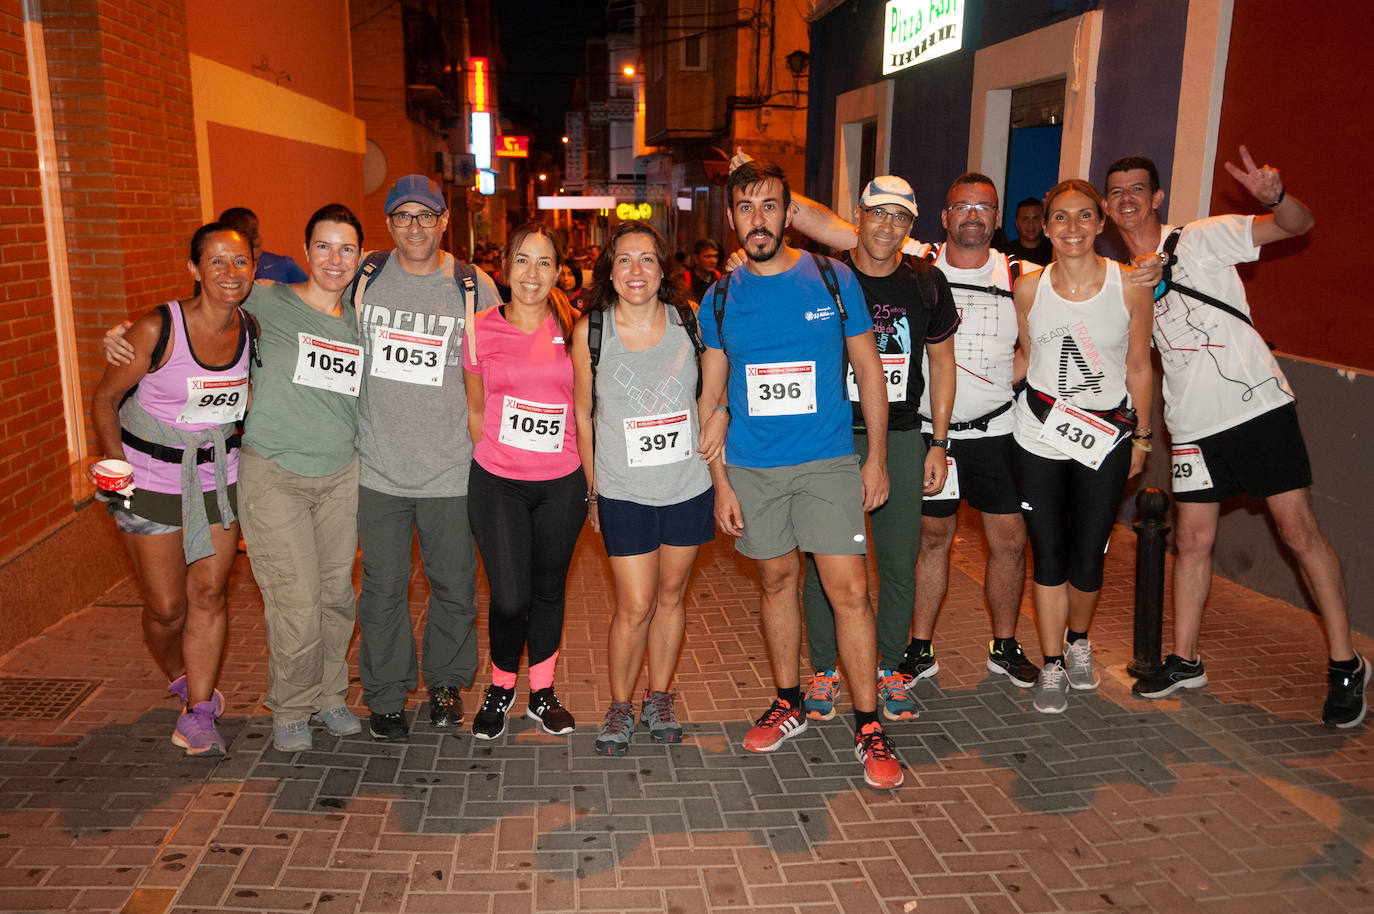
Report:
726,454,867,560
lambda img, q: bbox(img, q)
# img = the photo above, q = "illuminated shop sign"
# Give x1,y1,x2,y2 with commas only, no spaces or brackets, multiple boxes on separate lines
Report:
495,136,529,158
616,202,652,220
882,0,963,76
470,57,489,112
471,111,491,170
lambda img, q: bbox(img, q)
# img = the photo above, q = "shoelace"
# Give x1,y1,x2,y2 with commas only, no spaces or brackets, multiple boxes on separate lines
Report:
645,691,675,721
858,723,894,760
481,688,511,713
810,674,839,700
877,673,908,698
534,691,566,714
758,699,796,726
1042,662,1066,687
1067,642,1092,665
604,704,635,735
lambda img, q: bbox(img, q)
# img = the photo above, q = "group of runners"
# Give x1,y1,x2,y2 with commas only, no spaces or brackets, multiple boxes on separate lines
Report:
91,147,1365,791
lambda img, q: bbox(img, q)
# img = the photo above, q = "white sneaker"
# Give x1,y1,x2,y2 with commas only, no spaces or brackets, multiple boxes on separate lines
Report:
1033,661,1069,714
1064,639,1101,691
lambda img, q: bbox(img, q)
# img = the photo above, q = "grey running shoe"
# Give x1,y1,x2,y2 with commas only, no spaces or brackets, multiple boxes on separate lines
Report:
1323,653,1369,729
311,706,363,736
640,690,683,743
987,639,1040,688
595,702,635,756
273,720,312,752
1132,654,1207,699
1033,661,1069,714
897,641,939,682
1064,639,1101,691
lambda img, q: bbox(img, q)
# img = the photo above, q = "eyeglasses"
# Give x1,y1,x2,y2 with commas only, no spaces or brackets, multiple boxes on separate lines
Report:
859,205,914,227
946,203,997,215
389,210,442,228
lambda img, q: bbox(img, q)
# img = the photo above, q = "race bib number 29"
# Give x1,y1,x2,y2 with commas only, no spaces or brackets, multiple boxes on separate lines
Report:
1170,444,1213,493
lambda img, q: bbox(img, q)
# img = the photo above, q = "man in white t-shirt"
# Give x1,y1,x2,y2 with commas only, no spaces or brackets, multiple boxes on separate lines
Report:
1105,148,1365,728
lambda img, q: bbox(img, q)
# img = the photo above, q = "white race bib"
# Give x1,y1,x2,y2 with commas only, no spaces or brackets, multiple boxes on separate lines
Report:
498,396,566,453
370,326,445,386
177,374,248,424
847,353,910,403
293,333,361,397
927,454,960,500
1037,400,1123,469
1170,444,1213,493
746,360,816,416
624,411,692,467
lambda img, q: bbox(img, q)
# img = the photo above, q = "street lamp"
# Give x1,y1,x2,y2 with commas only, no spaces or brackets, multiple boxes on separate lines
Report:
785,50,810,76
621,64,636,78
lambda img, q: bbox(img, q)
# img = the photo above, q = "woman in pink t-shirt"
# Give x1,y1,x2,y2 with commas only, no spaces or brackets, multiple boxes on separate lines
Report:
465,222,585,740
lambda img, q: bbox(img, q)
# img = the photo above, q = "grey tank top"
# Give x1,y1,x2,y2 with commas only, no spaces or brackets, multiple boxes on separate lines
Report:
592,304,712,506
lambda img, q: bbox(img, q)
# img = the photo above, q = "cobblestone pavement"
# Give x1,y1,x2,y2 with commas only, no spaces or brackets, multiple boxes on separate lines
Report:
0,508,1371,913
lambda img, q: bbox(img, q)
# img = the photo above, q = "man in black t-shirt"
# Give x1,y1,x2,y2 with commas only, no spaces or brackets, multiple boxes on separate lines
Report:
798,175,960,723
1007,197,1053,266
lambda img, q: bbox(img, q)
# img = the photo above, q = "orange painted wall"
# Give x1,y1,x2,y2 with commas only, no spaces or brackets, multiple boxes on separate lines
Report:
1212,1,1371,370
185,0,353,113
206,123,364,257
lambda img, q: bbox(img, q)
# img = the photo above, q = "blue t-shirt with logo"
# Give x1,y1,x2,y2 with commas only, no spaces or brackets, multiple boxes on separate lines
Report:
700,253,873,468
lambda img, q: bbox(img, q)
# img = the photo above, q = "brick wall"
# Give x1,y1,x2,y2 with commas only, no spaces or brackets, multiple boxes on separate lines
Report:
0,0,67,560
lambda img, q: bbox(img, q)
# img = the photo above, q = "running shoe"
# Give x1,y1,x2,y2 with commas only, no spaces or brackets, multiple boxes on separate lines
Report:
172,700,226,757
987,639,1040,688
594,702,635,756
742,698,807,753
272,720,311,752
1323,653,1369,729
640,690,682,743
526,687,575,735
167,675,224,716
1064,639,1101,691
311,706,363,736
472,685,515,740
368,711,409,742
897,641,939,683
1033,661,1069,714
428,685,464,728
1132,654,1207,699
877,669,918,720
854,721,903,789
803,669,840,720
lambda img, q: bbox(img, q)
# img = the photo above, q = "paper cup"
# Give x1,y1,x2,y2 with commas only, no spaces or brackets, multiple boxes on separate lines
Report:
92,458,134,492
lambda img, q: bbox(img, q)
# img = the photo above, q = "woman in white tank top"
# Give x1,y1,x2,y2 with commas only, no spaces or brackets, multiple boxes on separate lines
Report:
1009,179,1155,714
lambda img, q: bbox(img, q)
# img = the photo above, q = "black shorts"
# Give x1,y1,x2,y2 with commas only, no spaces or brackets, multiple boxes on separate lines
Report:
921,433,1022,518
598,487,715,557
1172,403,1311,503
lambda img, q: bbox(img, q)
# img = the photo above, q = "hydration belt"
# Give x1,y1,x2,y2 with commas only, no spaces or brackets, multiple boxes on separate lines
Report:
121,428,243,465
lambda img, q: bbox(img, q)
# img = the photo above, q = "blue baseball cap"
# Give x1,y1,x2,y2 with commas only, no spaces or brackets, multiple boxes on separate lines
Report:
384,175,446,214
859,175,917,218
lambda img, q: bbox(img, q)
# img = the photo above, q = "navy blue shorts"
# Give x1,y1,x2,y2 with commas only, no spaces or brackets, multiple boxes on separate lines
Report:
597,487,715,557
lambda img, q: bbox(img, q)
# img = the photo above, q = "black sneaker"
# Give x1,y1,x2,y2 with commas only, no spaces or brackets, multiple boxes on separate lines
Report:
1132,654,1208,699
368,710,409,742
897,640,939,682
986,639,1039,688
526,687,575,735
428,685,463,728
1323,654,1369,729
472,685,515,740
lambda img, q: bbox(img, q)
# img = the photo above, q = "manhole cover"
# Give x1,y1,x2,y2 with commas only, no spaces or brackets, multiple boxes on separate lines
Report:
0,677,101,720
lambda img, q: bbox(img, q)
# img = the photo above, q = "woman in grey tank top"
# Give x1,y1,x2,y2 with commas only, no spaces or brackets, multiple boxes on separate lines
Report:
571,222,727,756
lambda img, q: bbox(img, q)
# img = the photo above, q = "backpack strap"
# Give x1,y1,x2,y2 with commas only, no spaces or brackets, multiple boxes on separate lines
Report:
680,307,706,399
148,303,172,370
712,271,732,354
811,252,847,322
350,250,391,334
1156,226,1255,328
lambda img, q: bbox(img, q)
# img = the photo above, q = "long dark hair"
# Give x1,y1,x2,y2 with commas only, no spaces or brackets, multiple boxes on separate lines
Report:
504,221,576,351
584,220,694,332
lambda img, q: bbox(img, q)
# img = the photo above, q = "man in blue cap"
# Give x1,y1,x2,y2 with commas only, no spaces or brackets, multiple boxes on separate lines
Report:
351,174,501,742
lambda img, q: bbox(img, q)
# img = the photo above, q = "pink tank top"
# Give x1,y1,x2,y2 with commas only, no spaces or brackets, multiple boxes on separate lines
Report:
126,302,251,493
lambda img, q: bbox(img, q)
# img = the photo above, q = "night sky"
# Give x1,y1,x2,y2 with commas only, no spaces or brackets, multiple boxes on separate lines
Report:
495,0,609,156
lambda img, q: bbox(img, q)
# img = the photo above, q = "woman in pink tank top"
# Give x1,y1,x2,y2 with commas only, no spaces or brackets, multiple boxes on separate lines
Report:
90,222,255,758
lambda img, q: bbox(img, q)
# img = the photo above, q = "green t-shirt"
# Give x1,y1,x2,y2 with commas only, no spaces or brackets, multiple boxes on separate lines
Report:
242,280,360,477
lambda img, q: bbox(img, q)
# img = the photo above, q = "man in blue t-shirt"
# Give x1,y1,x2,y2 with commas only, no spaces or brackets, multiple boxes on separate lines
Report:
696,160,902,790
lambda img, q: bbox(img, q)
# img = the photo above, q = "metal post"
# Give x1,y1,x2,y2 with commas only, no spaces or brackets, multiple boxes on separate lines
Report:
1128,487,1171,678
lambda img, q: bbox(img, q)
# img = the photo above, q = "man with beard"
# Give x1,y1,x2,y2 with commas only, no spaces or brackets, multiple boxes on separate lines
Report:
1105,149,1365,727
696,160,903,789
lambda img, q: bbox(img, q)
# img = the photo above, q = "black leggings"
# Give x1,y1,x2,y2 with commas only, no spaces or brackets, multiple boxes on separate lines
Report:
467,461,586,673
1012,440,1131,591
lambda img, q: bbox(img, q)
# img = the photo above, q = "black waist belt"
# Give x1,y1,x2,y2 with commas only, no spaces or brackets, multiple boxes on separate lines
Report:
1023,385,1132,431
918,400,1013,433
121,428,242,465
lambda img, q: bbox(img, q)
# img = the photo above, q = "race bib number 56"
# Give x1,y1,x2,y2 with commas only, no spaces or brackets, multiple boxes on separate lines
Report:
746,360,816,416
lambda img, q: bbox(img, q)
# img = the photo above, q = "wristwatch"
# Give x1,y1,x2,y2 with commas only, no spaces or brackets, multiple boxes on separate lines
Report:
929,438,951,451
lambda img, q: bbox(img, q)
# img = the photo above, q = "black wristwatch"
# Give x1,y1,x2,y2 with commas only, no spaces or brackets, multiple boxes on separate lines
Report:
929,438,951,451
